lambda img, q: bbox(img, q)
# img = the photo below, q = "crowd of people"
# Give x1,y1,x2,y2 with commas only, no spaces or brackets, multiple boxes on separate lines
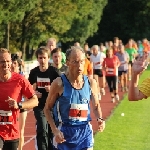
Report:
0,36,150,150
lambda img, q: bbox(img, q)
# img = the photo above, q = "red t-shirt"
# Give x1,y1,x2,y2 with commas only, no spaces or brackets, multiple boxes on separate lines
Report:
103,55,120,76
0,72,35,140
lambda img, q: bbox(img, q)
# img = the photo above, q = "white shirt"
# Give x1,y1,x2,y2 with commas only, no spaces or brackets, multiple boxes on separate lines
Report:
90,52,106,69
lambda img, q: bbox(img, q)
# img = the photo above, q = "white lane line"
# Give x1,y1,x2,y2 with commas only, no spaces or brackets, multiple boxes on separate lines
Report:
23,135,36,146
23,109,36,146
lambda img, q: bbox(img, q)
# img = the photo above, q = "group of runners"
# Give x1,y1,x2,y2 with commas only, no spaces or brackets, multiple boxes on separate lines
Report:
0,36,150,150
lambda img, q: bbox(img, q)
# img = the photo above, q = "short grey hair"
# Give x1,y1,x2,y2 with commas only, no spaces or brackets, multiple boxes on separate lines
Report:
66,46,85,60
91,45,99,50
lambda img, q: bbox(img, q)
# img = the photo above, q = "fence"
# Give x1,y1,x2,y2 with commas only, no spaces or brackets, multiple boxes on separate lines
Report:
24,60,39,78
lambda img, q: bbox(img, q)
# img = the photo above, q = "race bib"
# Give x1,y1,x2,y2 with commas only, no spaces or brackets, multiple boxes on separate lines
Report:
69,103,88,121
107,68,114,74
37,77,50,88
0,110,13,125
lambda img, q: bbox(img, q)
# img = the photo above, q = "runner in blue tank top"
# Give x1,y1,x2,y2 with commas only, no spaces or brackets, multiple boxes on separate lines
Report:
44,46,105,150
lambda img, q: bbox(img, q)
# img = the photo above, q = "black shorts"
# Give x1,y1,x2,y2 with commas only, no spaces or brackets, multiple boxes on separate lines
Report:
118,70,128,76
93,69,103,77
129,61,133,66
20,109,27,113
0,138,19,150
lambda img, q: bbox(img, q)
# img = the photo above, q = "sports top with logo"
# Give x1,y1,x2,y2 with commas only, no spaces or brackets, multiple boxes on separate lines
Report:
53,74,91,126
0,72,35,140
28,66,59,109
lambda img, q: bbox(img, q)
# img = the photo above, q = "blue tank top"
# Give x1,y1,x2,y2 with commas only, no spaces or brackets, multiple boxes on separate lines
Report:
53,74,91,126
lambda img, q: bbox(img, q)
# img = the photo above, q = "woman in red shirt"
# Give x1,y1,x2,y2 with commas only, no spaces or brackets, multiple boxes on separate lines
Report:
103,48,120,103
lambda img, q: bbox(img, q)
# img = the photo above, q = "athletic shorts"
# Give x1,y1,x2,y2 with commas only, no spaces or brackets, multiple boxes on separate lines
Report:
118,70,128,76
93,69,103,77
0,137,19,150
53,123,94,150
128,61,133,66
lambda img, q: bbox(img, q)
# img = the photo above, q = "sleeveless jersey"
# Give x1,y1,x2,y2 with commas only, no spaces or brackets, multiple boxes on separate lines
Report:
53,74,91,126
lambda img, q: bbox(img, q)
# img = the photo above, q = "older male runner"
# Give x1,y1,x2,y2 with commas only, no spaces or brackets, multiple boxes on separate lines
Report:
44,46,105,150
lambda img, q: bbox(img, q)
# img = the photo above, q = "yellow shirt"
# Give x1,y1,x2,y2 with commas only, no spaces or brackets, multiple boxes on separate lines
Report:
139,77,150,97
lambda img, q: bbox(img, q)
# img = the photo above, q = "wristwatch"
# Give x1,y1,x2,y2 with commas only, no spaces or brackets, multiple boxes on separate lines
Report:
18,102,23,109
97,117,104,122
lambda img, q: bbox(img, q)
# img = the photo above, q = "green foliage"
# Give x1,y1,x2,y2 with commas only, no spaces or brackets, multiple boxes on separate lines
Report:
0,0,41,49
0,0,107,58
87,0,150,45
61,0,107,44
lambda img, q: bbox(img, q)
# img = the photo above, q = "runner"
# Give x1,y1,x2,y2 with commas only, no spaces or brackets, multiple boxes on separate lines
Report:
116,45,129,92
83,57,93,79
137,40,144,57
46,38,66,64
125,41,137,80
84,43,91,60
51,48,68,75
113,37,120,47
11,54,27,150
44,46,105,150
28,46,59,150
90,45,106,99
0,48,38,150
103,48,120,103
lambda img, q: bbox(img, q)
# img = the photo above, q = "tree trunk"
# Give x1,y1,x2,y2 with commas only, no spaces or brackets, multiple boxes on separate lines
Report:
5,23,10,49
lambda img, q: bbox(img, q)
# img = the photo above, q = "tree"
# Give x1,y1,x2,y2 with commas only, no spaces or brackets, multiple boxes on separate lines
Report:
0,0,40,51
87,0,150,45
61,0,108,47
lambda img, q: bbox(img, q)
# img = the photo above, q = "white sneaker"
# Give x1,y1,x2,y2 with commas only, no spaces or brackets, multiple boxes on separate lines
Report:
101,88,105,95
111,98,115,103
115,94,119,101
125,87,128,92
121,87,125,92
98,93,101,100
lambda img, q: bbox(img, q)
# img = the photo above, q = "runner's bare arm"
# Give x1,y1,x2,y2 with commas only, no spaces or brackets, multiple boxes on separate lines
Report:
22,95,38,109
44,77,63,134
89,78,105,132
89,78,102,118
7,95,38,109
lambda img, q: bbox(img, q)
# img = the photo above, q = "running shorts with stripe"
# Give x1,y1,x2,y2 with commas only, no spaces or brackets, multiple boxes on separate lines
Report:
53,123,94,150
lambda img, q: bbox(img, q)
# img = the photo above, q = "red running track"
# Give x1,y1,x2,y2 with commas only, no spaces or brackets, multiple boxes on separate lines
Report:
23,85,126,150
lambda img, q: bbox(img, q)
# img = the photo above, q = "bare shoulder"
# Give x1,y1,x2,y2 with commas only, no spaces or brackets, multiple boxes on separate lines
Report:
88,78,97,86
52,77,63,88
51,77,63,96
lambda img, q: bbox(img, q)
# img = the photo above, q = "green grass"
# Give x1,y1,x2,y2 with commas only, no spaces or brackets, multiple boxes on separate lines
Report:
94,66,150,150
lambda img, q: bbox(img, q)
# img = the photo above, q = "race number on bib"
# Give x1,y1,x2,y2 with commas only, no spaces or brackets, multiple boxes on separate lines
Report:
107,68,114,75
0,110,13,125
37,77,50,88
69,103,88,121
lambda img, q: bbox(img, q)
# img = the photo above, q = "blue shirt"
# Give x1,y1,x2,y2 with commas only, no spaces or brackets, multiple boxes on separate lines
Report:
53,74,91,126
